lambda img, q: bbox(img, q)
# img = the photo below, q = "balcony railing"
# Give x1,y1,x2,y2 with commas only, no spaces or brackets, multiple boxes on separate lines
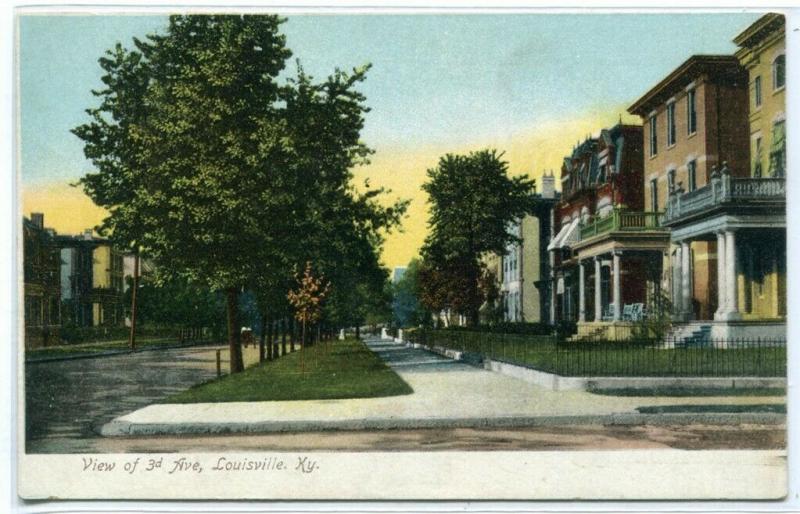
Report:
579,208,664,240
664,163,785,224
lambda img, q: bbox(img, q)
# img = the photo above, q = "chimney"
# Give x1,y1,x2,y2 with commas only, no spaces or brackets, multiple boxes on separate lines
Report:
541,171,556,199
31,212,44,229
83,229,94,240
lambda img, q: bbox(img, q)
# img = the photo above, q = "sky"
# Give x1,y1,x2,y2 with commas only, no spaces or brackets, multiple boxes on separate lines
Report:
19,12,762,268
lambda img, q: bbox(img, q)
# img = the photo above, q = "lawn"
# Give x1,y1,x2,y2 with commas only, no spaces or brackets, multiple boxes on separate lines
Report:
165,337,413,403
25,337,203,361
411,330,786,377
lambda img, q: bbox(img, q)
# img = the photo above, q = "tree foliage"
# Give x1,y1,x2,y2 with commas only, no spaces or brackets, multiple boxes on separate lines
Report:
73,15,407,372
419,149,536,325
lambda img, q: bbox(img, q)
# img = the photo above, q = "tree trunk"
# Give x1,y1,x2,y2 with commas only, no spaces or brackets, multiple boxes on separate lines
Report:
259,315,267,363
300,319,306,374
281,318,287,356
355,325,360,340
128,252,139,351
290,318,296,352
225,287,244,374
467,261,481,327
266,317,274,361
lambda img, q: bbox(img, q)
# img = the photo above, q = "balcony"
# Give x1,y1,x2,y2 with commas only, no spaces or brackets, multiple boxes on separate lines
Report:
579,208,664,241
663,164,785,225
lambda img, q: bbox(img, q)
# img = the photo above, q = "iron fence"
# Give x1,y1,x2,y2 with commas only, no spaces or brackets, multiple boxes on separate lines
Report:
405,329,786,377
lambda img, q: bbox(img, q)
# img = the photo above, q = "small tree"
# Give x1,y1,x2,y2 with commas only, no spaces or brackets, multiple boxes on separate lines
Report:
287,262,330,373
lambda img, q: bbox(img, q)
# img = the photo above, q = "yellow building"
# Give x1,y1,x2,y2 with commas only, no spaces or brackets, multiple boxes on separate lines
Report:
58,231,125,328
482,175,559,324
734,13,786,180
733,13,787,321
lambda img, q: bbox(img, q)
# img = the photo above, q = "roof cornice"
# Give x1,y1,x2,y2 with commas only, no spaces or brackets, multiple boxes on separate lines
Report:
733,13,785,48
627,55,743,116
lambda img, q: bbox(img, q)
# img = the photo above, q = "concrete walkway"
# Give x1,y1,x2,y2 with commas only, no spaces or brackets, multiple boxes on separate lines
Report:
101,337,784,436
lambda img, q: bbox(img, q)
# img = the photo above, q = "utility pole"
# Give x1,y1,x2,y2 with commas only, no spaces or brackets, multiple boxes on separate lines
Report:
128,251,140,351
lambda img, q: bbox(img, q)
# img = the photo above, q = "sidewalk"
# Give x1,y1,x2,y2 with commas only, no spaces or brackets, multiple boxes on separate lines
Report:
101,337,784,436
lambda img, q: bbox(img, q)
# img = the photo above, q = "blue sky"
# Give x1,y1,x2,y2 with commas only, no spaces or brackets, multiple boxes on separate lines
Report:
19,12,761,187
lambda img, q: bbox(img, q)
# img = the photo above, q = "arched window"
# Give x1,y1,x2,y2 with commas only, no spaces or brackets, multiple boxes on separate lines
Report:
773,54,785,90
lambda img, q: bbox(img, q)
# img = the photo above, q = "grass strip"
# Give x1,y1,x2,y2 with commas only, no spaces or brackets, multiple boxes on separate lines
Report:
590,387,786,397
636,404,785,414
165,337,413,403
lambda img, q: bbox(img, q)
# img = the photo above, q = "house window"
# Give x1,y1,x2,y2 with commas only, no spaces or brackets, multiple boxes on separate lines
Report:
773,55,785,90
667,169,676,192
650,179,658,212
686,89,697,134
754,75,762,107
753,137,763,178
666,102,676,146
768,120,786,177
648,114,658,156
687,160,697,192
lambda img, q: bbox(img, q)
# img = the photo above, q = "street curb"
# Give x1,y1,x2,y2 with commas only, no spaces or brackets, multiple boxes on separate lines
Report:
404,341,787,392
24,341,222,364
100,411,786,437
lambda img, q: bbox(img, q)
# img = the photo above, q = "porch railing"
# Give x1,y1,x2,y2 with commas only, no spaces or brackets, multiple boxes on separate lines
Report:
579,208,664,240
664,163,785,224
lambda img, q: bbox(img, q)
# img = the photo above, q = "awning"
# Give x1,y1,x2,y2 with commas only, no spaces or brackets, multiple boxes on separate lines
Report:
561,218,581,248
547,221,571,251
547,218,580,251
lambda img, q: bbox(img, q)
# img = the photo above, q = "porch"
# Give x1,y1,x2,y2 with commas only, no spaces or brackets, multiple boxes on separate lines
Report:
664,164,786,341
569,208,669,341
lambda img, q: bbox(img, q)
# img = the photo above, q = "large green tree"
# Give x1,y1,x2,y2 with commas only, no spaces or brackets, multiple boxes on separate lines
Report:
275,65,407,334
74,15,293,373
420,149,536,326
75,15,406,372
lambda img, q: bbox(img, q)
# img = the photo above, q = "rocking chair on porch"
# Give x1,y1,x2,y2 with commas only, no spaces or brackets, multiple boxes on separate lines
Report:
602,303,615,321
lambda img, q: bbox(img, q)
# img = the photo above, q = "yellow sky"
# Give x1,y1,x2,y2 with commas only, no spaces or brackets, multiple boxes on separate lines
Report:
22,105,639,270
357,105,639,268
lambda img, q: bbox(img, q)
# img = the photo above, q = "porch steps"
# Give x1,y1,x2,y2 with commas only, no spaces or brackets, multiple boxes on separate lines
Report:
667,323,713,348
568,326,607,342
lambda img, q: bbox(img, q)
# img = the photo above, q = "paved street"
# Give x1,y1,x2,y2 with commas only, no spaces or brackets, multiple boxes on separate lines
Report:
24,336,785,453
101,336,784,438
25,343,266,453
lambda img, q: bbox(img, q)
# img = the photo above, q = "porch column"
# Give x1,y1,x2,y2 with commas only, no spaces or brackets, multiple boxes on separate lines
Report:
612,251,621,321
714,231,726,320
724,229,741,319
578,260,586,322
594,257,602,321
680,241,692,319
772,249,780,317
549,253,557,324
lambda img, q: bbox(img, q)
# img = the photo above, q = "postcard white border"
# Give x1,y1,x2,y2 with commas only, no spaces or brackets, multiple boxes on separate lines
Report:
6,1,800,512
